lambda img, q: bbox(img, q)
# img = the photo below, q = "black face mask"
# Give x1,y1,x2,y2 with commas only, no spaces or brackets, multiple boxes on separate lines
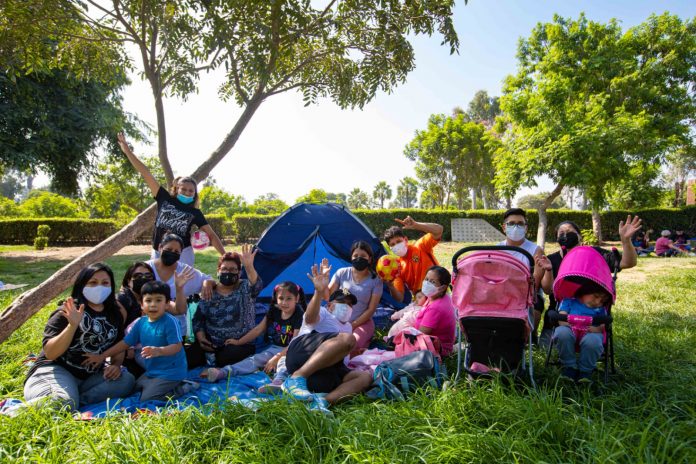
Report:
351,257,370,271
218,272,239,286
558,232,579,250
161,250,180,266
131,276,153,294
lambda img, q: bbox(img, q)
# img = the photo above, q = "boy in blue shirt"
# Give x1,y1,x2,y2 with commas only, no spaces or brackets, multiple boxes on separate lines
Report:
83,281,197,401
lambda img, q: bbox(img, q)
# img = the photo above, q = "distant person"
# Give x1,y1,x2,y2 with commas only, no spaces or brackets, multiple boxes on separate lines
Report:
24,263,135,411
632,229,653,256
673,229,691,251
655,230,688,257
83,281,198,401
117,133,226,266
383,216,444,302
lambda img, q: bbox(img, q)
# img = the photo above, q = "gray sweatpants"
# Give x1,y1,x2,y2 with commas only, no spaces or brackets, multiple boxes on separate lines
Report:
135,374,185,401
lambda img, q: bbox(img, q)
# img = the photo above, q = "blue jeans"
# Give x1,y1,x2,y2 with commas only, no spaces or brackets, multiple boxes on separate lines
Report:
24,364,135,411
554,326,604,373
220,345,284,376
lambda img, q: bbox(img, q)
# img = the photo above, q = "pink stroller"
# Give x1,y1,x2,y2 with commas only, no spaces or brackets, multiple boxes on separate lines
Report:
545,246,617,383
451,246,537,386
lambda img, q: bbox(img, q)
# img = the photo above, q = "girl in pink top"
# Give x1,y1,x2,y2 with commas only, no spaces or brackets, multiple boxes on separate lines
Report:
415,266,456,356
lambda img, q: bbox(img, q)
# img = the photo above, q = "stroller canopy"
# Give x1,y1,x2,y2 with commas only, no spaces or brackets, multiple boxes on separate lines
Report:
246,202,385,301
553,246,616,303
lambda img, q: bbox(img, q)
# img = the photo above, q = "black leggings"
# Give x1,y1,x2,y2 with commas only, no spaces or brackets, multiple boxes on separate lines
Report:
186,340,255,368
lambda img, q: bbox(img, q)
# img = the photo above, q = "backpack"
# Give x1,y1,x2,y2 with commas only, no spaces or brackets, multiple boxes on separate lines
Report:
366,350,446,401
392,330,442,362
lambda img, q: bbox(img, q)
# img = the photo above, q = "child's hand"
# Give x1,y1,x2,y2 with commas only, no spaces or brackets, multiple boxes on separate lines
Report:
263,355,280,373
103,364,123,380
141,346,161,359
82,352,106,370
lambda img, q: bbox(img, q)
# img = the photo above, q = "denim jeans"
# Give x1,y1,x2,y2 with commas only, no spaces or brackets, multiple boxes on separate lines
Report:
220,344,284,376
554,325,604,373
24,364,135,411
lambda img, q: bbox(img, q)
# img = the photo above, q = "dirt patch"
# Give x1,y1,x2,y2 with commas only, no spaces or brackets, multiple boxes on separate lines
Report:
618,257,696,283
0,245,152,261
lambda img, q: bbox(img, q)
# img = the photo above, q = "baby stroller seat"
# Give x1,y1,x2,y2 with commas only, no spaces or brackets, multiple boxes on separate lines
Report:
544,246,618,383
451,246,536,386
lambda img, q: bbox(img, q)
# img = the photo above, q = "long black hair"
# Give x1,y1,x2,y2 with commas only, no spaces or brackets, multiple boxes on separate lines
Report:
72,263,119,318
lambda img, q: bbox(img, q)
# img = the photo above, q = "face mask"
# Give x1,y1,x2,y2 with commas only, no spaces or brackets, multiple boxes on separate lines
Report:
505,225,526,242
390,241,408,257
82,285,112,305
421,280,440,298
218,272,239,286
351,257,370,271
557,232,579,250
160,250,180,266
332,303,353,323
132,276,153,294
177,193,194,204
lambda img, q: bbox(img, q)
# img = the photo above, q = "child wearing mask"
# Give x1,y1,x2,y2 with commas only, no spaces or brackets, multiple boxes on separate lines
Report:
327,241,383,353
412,266,456,356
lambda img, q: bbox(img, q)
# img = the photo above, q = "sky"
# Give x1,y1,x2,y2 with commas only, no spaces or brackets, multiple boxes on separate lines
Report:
108,1,695,206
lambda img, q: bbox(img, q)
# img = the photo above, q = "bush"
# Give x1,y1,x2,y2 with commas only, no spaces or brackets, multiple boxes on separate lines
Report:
19,191,86,218
0,197,21,217
230,214,276,243
33,236,48,250
0,218,118,245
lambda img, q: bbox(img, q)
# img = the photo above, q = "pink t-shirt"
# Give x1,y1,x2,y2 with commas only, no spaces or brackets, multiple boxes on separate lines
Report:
415,294,456,356
655,237,672,255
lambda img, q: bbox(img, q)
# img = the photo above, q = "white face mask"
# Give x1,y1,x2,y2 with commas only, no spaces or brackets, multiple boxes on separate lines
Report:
390,241,408,257
421,280,440,298
505,225,526,242
82,285,112,305
332,303,353,323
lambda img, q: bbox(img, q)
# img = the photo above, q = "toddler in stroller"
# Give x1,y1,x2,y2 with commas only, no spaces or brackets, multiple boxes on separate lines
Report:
547,246,615,384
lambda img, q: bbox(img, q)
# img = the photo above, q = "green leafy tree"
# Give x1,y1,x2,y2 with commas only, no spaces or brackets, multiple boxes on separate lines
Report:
19,190,86,218
199,185,248,218
250,193,288,215
466,90,500,126
296,189,329,204
663,147,696,207
372,181,392,209
0,197,21,217
497,13,696,245
517,193,567,210
605,162,665,210
0,170,26,201
1,0,461,342
347,188,371,210
326,192,347,205
394,177,419,208
406,115,497,209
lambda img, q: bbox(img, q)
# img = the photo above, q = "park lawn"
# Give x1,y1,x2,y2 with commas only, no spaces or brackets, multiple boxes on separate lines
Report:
0,245,695,463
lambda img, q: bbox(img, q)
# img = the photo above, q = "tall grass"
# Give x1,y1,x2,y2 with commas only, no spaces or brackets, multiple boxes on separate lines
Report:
1,248,694,463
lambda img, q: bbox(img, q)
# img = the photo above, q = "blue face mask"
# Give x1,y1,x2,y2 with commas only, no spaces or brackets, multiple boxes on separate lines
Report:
177,193,194,204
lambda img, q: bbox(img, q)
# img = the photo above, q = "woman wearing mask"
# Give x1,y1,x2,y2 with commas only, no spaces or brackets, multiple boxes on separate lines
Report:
413,266,456,356
327,241,383,353
117,262,157,327
24,263,136,411
187,246,263,368
117,133,226,266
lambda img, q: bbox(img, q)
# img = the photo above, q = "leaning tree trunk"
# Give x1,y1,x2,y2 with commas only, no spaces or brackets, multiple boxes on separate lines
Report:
0,95,265,345
0,205,156,343
592,207,603,245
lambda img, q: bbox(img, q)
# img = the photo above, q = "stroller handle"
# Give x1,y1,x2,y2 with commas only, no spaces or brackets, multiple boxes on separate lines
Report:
547,310,612,325
451,245,535,275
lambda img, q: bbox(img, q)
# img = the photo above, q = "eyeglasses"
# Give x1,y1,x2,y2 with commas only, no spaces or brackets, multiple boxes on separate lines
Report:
504,222,526,227
132,272,154,280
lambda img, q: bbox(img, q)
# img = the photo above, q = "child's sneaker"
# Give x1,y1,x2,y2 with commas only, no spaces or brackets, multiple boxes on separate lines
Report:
201,367,227,382
577,371,593,385
282,376,313,401
174,380,200,397
560,367,577,382
258,377,284,395
308,396,332,415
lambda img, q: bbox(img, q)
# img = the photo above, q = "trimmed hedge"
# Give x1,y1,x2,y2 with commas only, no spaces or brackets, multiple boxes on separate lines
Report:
3,206,696,245
0,218,118,245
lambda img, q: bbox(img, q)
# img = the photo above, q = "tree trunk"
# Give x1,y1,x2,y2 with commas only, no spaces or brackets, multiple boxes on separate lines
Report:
470,188,476,210
0,205,156,344
592,206,603,244
536,182,565,249
481,189,489,209
505,195,512,209
581,191,588,210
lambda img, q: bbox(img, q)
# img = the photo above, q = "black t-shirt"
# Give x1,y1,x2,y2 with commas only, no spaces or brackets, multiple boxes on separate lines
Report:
152,186,207,250
26,302,125,381
547,246,621,312
116,287,142,327
264,306,304,347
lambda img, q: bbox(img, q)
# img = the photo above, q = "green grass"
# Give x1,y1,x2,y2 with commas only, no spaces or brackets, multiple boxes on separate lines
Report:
1,245,695,463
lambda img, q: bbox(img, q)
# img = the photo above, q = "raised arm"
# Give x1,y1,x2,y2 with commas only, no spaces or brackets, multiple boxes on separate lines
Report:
117,132,161,197
618,215,641,269
395,216,444,241
240,244,258,286
305,263,330,325
44,298,84,360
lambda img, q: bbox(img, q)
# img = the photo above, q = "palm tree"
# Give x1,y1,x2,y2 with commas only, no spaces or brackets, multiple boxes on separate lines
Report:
372,181,392,209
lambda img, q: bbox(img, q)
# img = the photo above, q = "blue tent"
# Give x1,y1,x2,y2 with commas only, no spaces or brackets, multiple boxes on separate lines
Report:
248,203,386,301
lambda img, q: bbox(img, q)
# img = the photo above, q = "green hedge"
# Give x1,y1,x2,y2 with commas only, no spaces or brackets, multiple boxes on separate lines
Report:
3,206,696,245
0,218,118,245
